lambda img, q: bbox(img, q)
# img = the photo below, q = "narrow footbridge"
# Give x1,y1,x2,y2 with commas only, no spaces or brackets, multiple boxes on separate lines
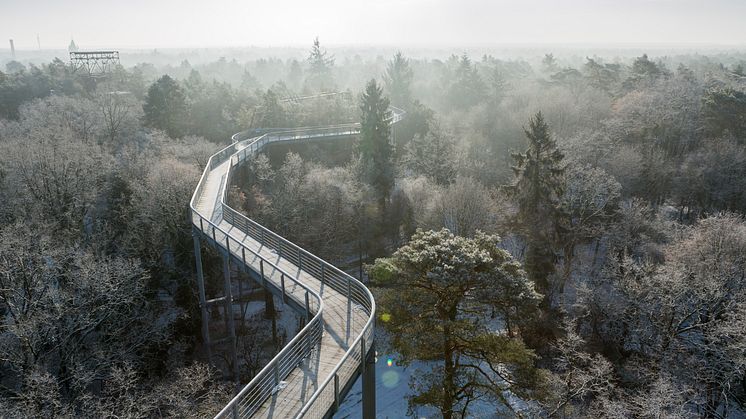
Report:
189,106,405,418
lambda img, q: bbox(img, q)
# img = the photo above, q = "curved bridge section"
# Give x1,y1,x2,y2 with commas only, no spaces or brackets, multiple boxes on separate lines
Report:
189,106,404,418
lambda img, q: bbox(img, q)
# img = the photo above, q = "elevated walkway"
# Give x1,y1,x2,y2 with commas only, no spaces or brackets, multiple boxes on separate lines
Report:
189,107,404,418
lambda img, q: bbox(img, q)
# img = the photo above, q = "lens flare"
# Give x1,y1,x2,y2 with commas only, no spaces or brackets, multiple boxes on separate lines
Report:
380,313,392,322
387,358,393,367
382,370,400,388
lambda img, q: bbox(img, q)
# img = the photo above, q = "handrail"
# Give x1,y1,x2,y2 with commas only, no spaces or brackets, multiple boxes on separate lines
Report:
229,105,405,144
191,105,405,418
190,137,326,418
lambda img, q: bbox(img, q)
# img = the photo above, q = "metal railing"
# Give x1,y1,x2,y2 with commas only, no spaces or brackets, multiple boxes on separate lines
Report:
190,140,326,418
190,106,405,418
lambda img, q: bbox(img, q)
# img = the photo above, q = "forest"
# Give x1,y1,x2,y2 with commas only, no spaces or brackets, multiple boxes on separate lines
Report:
1,37,746,418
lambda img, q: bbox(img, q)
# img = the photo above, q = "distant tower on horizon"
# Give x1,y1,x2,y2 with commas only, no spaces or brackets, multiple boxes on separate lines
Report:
70,50,120,78
68,39,79,52
9,39,15,59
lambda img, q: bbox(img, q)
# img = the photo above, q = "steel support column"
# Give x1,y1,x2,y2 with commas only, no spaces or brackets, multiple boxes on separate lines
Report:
192,232,212,362
362,338,376,419
223,253,240,383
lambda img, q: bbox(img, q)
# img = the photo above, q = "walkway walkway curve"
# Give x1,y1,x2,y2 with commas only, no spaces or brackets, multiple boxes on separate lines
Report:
189,105,405,418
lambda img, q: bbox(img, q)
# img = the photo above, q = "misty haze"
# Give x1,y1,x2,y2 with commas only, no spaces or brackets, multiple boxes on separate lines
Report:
1,1,746,418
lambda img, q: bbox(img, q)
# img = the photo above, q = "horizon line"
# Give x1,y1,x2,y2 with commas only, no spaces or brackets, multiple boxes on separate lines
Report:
4,41,746,52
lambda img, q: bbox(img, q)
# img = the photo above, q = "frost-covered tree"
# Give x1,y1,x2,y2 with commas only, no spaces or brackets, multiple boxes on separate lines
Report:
433,177,494,238
558,164,621,294
0,223,175,407
403,124,456,185
370,229,541,418
127,158,199,269
546,322,615,416
598,214,746,417
95,89,141,146
673,138,746,215
3,134,111,231
0,362,229,418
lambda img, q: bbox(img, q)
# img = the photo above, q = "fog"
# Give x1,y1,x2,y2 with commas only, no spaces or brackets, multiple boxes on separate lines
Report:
3,1,746,418
2,0,746,49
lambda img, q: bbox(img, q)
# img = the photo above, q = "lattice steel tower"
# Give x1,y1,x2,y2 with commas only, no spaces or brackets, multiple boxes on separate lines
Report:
70,50,120,77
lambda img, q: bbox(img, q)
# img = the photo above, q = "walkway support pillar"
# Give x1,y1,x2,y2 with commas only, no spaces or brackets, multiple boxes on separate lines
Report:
362,337,376,419
223,252,240,384
193,232,212,363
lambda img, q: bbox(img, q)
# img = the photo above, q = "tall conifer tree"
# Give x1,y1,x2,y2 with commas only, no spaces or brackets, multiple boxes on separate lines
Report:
359,79,393,211
508,112,565,302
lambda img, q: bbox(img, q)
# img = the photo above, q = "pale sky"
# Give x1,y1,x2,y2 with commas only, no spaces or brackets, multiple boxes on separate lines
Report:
2,0,746,49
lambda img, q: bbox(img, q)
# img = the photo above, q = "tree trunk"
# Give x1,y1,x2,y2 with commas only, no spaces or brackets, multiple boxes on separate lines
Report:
264,290,277,347
442,322,455,419
559,241,575,308
359,237,363,281
590,238,602,279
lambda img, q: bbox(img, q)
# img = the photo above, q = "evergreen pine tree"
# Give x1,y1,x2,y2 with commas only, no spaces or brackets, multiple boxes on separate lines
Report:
703,86,746,140
305,37,335,92
488,66,510,106
542,53,559,73
286,60,303,91
370,229,541,419
142,75,187,138
258,89,287,128
445,54,486,110
383,51,413,108
359,79,393,211
507,112,565,302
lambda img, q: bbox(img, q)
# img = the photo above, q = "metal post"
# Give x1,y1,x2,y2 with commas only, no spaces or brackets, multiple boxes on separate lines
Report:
362,337,376,419
347,276,352,319
305,314,314,365
306,290,313,368
223,254,240,383
274,362,280,387
192,233,212,362
260,259,265,286
304,290,310,323
238,267,245,331
281,274,286,305
334,374,340,411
